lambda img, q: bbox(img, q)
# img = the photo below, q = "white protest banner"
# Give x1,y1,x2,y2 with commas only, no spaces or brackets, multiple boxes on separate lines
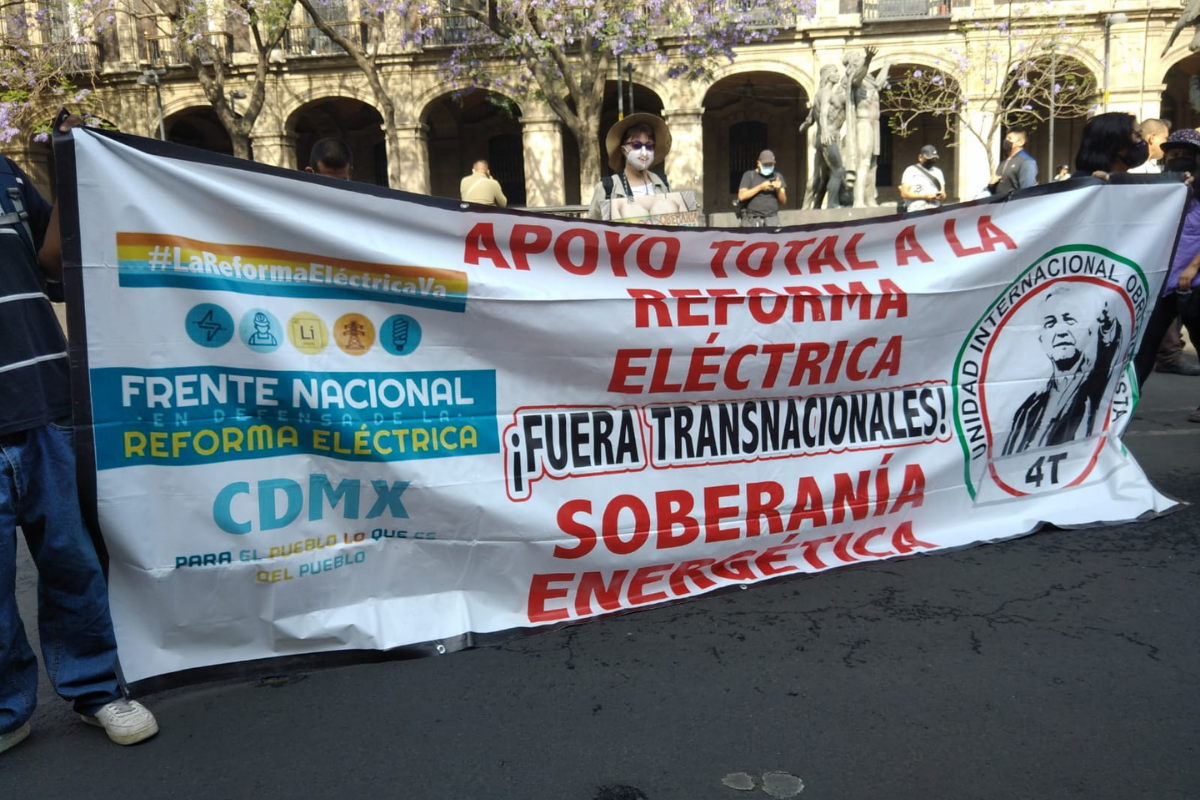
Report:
56,129,1183,692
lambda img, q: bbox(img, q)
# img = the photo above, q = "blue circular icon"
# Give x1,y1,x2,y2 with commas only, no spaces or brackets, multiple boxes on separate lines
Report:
380,314,422,356
185,304,234,348
239,308,282,353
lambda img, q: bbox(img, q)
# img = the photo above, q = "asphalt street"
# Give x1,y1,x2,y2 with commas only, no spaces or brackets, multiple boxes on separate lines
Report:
3,371,1199,799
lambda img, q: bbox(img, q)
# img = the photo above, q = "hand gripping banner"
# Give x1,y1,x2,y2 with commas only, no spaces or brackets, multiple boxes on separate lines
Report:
55,128,1184,692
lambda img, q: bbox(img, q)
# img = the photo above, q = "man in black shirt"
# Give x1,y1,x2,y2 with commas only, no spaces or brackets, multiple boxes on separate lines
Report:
1,126,158,756
738,149,788,227
989,127,1038,196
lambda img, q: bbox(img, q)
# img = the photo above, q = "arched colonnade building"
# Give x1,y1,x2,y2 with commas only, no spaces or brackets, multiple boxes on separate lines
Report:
9,0,1198,214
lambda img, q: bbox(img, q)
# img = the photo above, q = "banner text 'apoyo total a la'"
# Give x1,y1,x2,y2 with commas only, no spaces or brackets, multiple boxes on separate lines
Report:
57,129,1183,691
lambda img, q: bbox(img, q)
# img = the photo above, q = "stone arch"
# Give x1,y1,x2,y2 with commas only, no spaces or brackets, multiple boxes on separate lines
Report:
419,88,526,203
414,85,524,124
279,84,380,130
1001,51,1098,182
1159,51,1200,131
707,60,814,100
615,70,676,109
701,70,808,212
285,95,387,185
163,104,233,156
80,105,126,133
880,61,964,204
159,90,215,122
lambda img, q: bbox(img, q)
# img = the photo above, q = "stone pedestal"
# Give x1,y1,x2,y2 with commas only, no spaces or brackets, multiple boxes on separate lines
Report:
521,117,565,207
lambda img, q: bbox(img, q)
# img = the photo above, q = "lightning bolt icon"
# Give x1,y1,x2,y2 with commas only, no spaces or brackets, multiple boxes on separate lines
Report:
194,310,226,343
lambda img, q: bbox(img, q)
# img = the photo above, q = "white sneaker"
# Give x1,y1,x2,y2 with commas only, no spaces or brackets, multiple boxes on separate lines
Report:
0,721,31,755
80,699,159,745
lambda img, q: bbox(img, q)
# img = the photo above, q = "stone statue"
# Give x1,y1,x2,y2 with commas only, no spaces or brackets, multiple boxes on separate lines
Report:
800,63,847,209
841,46,890,208
1162,0,1200,57
801,46,893,210
801,47,890,210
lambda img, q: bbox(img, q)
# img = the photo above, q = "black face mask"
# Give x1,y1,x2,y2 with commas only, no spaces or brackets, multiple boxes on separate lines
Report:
1166,157,1196,174
1122,139,1150,170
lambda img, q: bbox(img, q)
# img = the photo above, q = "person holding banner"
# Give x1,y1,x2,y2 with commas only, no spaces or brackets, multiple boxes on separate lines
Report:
1132,128,1200,391
587,113,673,221
0,117,158,756
1070,112,1149,180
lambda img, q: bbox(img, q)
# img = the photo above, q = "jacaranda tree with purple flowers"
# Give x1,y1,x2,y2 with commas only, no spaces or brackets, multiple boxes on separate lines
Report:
137,0,296,159
882,5,1097,178
0,0,110,144
299,0,814,191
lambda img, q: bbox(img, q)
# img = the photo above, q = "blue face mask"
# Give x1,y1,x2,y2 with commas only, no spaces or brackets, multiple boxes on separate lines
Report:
760,165,775,176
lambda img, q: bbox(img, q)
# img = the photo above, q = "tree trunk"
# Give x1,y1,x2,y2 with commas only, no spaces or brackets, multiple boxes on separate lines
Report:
232,134,252,161
385,122,403,190
573,106,603,199
295,0,407,189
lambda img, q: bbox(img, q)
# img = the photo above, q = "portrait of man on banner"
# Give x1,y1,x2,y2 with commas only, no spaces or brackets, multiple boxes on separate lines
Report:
1000,282,1125,456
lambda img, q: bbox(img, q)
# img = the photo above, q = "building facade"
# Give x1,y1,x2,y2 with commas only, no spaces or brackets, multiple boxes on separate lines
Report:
5,0,1198,214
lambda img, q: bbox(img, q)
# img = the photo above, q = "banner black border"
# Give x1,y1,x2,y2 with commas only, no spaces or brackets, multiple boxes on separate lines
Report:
50,126,1189,697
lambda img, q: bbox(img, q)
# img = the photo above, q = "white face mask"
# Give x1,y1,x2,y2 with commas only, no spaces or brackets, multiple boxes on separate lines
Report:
626,147,654,171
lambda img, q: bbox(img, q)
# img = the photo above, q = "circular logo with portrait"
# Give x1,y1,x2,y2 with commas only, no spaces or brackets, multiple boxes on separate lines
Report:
953,245,1150,503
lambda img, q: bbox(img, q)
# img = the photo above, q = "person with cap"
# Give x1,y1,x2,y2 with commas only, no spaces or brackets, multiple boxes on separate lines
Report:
587,113,672,220
1133,126,1200,390
898,145,946,212
737,150,788,227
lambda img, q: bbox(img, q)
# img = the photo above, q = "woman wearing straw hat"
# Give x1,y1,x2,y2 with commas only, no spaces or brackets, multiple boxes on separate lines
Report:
586,113,674,220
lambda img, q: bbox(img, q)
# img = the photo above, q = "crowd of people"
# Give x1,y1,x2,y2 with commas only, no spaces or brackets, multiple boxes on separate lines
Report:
3,105,1199,759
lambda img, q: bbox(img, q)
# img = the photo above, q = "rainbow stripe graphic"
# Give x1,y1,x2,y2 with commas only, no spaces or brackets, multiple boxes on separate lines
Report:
115,232,469,313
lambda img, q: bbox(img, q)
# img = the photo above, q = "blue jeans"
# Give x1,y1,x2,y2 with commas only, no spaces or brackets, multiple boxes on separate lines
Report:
0,422,121,734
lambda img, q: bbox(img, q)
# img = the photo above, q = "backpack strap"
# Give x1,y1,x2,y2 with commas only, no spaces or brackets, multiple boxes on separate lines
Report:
914,163,942,193
605,172,670,198
0,158,37,257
